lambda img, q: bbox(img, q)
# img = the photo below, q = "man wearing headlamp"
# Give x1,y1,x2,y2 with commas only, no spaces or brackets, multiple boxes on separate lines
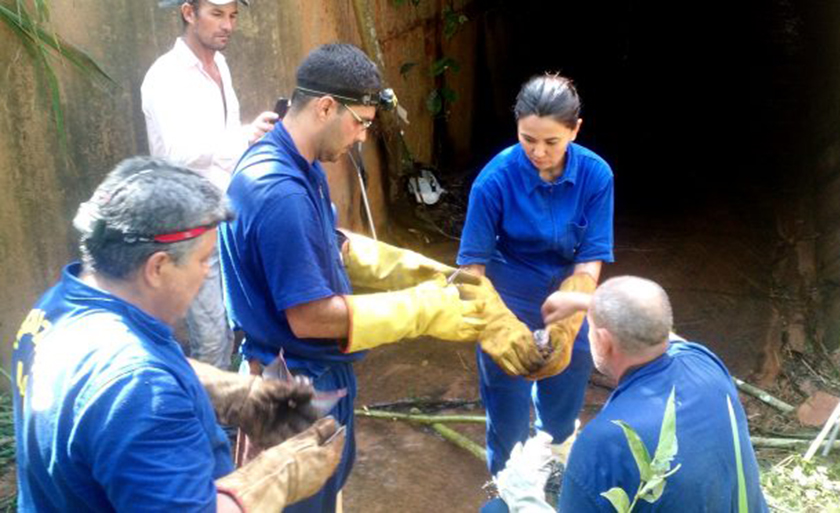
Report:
219,43,486,512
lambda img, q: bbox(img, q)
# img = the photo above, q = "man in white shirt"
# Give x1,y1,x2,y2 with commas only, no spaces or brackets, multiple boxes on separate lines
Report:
142,0,277,368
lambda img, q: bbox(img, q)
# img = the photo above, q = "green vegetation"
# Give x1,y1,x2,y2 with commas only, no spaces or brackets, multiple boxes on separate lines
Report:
0,384,16,512
0,0,115,149
760,453,840,512
601,387,681,513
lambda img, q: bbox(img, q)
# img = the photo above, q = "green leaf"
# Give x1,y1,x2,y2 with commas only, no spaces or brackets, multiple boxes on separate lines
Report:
639,464,680,503
727,395,749,513
440,86,458,103
0,4,116,88
651,386,679,474
600,487,631,513
612,420,653,481
430,57,460,77
426,90,442,116
399,62,417,78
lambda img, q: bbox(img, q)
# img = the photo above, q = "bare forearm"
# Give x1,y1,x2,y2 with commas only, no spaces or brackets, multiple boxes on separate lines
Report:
573,261,602,282
462,264,486,277
286,296,350,339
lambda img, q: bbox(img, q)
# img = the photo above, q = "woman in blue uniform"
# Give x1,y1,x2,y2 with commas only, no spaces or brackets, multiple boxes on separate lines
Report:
457,73,614,475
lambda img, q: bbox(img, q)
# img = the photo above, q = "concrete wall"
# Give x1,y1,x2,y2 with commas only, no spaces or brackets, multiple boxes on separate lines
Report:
0,0,479,385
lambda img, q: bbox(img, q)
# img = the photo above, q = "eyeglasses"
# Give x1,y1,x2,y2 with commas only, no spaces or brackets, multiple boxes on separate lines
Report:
342,103,374,130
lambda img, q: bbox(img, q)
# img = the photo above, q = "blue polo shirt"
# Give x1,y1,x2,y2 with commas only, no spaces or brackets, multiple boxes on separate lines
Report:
457,142,614,330
559,341,769,512
12,263,233,512
220,122,361,366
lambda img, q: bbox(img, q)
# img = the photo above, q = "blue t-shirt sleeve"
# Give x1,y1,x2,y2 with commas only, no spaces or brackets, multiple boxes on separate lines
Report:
575,165,615,263
257,191,338,311
81,367,219,512
457,175,503,265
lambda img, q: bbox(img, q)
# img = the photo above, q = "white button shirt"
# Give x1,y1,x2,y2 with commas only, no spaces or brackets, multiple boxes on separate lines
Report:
141,38,248,191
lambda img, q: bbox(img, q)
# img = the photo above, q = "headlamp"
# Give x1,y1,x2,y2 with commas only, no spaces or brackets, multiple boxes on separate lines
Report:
295,82,398,111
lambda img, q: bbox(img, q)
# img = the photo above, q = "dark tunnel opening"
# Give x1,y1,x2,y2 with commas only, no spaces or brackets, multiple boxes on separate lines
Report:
444,0,840,375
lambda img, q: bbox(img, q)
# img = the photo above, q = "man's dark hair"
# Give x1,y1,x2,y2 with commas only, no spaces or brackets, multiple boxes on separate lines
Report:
290,43,382,111
514,73,581,129
73,156,232,279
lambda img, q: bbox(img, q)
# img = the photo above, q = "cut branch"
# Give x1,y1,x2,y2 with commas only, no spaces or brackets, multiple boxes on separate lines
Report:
355,408,485,424
431,423,486,462
733,377,795,414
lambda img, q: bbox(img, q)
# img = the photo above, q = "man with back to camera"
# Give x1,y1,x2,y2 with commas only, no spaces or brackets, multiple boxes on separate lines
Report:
219,43,504,512
142,0,278,368
12,156,344,512
484,276,769,512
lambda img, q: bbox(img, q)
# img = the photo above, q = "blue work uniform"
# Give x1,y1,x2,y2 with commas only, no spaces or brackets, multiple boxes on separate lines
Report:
220,122,363,513
12,263,232,512
457,142,614,475
559,341,769,512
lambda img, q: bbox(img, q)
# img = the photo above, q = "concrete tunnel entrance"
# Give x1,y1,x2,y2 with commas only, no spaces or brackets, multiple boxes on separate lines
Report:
411,0,840,381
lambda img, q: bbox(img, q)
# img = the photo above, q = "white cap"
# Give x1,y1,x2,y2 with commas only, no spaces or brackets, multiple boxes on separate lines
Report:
206,0,249,5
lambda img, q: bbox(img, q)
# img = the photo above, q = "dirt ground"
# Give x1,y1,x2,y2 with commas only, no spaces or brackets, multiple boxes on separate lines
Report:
0,199,806,512
344,201,779,512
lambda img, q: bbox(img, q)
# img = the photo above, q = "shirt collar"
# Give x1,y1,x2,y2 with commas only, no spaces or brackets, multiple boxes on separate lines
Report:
172,37,227,72
62,262,175,343
518,142,579,194
267,122,321,175
615,344,673,389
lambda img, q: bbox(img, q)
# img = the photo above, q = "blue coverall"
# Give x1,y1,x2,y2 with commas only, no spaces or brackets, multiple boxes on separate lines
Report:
457,142,614,475
220,122,365,513
13,263,232,511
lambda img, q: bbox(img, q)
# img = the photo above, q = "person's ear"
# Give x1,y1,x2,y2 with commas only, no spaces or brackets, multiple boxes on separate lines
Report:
181,3,197,26
593,326,614,357
314,96,336,122
142,251,172,290
570,118,583,141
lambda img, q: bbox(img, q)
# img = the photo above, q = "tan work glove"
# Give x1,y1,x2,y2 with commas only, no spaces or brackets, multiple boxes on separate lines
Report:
217,416,345,511
189,359,319,450
527,273,597,381
341,275,486,353
342,231,455,290
459,276,545,376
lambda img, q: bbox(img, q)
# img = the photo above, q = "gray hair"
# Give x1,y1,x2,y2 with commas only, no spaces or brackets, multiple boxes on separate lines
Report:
74,156,233,280
590,276,673,352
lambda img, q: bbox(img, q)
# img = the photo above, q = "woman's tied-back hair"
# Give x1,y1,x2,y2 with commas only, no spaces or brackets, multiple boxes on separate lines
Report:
74,156,233,279
514,73,581,129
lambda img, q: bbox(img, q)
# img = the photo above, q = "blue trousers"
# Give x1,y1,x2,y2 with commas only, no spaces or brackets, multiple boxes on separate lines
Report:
242,356,356,513
478,321,593,476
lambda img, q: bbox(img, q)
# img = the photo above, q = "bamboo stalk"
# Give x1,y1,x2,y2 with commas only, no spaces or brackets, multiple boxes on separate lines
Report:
752,436,840,450
362,398,483,412
355,409,485,424
733,377,795,414
431,423,486,462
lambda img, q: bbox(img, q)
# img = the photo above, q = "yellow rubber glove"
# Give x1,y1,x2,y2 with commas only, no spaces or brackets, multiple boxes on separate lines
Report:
342,232,455,290
341,275,485,353
526,273,597,381
459,276,545,376
216,417,345,511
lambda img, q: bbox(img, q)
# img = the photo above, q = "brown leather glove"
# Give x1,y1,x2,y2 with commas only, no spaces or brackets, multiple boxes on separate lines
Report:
217,416,345,511
526,273,597,381
189,359,319,450
459,276,545,376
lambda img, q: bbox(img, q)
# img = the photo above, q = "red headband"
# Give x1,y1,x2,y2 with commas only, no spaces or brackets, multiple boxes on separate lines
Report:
151,225,213,243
